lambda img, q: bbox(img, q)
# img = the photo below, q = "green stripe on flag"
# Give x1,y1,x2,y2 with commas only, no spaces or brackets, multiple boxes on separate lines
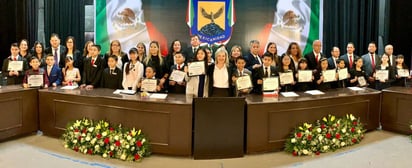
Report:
190,0,194,27
95,0,110,55
303,0,320,55
227,0,232,26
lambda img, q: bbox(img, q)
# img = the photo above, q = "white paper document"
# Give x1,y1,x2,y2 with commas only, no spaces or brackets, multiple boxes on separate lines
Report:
281,91,299,97
113,89,136,95
304,90,325,95
61,85,78,90
348,87,365,91
149,93,168,99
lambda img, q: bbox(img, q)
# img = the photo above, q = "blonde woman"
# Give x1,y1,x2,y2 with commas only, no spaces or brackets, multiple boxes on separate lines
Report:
143,41,168,88
208,47,232,97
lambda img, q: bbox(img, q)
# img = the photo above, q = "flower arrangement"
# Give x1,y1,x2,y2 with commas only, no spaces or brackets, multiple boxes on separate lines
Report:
285,114,366,156
62,118,151,161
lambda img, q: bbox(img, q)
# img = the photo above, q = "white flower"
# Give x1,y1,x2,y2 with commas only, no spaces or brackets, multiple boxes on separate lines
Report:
127,135,132,140
323,145,329,151
350,114,355,121
72,139,78,144
103,153,108,158
83,150,87,154
302,149,309,155
142,138,146,144
318,135,324,141
305,130,309,134
102,131,107,137
64,144,68,148
291,138,297,143
69,126,73,130
341,128,346,133
332,138,336,143
81,133,86,137
94,145,100,150
357,130,361,134
120,154,126,160
317,128,321,133
126,145,130,149
110,145,115,150
114,135,119,141
340,142,346,146
88,127,94,132
302,140,306,144
131,147,135,151
311,141,317,146
91,138,96,145
85,136,91,141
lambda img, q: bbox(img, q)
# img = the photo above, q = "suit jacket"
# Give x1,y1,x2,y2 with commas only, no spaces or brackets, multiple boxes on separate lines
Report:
167,64,186,93
253,65,278,94
327,57,339,69
207,64,233,96
361,53,381,77
244,52,262,72
100,67,123,89
305,52,325,70
46,65,62,86
232,68,252,96
45,45,67,68
2,56,29,85
82,56,104,87
340,53,359,69
185,46,198,63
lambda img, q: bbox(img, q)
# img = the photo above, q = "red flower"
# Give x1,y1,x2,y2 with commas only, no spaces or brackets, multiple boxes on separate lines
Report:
307,135,312,140
336,124,340,127
321,124,326,129
136,141,142,147
87,149,93,155
104,137,110,144
326,133,332,139
134,154,140,160
292,151,298,156
109,151,113,156
109,127,114,131
82,128,87,133
315,151,320,155
96,134,102,139
73,146,79,152
351,127,355,133
335,133,341,139
352,138,357,143
78,136,82,140
296,132,302,138
115,140,121,147
74,129,79,133
353,121,358,126
308,127,313,131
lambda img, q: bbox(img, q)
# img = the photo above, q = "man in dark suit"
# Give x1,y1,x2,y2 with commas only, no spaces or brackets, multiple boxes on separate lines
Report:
45,33,67,68
304,40,325,70
253,53,278,94
100,55,123,89
2,43,29,85
340,42,359,69
81,45,104,89
384,44,396,67
185,35,201,62
244,40,263,72
327,47,340,69
361,42,381,82
45,54,62,87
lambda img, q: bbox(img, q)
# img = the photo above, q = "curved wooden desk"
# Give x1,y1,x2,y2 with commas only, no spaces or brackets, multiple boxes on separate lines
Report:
39,88,193,156
0,85,38,141
245,88,381,153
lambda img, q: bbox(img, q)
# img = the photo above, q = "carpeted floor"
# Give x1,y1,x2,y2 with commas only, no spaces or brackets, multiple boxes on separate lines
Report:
0,130,410,168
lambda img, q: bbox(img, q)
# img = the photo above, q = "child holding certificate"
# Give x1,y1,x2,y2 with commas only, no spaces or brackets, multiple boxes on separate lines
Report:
254,53,278,94
122,48,144,91
349,58,368,87
314,58,334,91
23,57,49,88
393,54,411,86
2,43,29,85
138,66,162,92
278,55,296,92
168,52,186,94
101,55,123,89
232,57,252,96
295,58,314,91
374,54,395,90
185,48,209,97
62,56,81,86
336,59,350,88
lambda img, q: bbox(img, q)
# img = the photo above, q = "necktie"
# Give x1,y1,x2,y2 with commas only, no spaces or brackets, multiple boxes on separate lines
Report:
371,54,375,70
349,55,353,69
177,65,181,70
315,54,319,63
193,47,197,53
13,57,17,61
91,59,95,65
110,69,114,75
264,67,269,77
240,71,243,76
54,48,58,66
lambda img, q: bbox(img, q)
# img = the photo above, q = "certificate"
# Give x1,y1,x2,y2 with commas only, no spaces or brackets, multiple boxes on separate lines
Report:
279,72,294,85
141,79,157,92
375,70,389,81
298,70,312,82
8,61,23,71
169,70,186,82
236,75,253,90
338,68,349,80
28,75,43,87
263,77,279,91
188,61,205,76
397,69,410,77
358,76,367,87
322,69,336,82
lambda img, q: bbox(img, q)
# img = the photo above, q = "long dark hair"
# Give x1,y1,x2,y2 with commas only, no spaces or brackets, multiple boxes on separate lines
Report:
126,48,138,75
193,47,209,74
168,40,182,55
64,36,76,55
33,41,45,59
278,55,295,73
395,54,409,69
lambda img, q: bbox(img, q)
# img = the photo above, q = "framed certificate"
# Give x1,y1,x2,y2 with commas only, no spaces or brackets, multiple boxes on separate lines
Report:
28,75,43,87
169,70,186,82
188,61,205,76
358,76,367,87
298,70,312,82
375,70,389,81
322,69,336,82
279,72,294,85
397,69,410,77
263,77,279,91
141,79,157,92
236,75,253,90
338,68,349,80
8,61,23,71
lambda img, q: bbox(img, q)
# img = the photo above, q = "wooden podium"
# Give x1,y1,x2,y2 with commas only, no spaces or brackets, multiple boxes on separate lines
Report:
193,97,245,159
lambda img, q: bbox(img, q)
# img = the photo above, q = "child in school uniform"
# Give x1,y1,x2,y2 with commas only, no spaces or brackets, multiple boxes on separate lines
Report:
374,54,395,90
294,58,314,92
232,57,253,96
278,55,296,92
23,57,49,88
336,58,350,88
80,45,104,89
168,52,186,94
122,48,144,91
44,53,62,87
393,54,411,86
101,55,123,89
349,58,368,87
138,66,163,92
185,48,209,97
314,58,336,91
254,53,278,94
